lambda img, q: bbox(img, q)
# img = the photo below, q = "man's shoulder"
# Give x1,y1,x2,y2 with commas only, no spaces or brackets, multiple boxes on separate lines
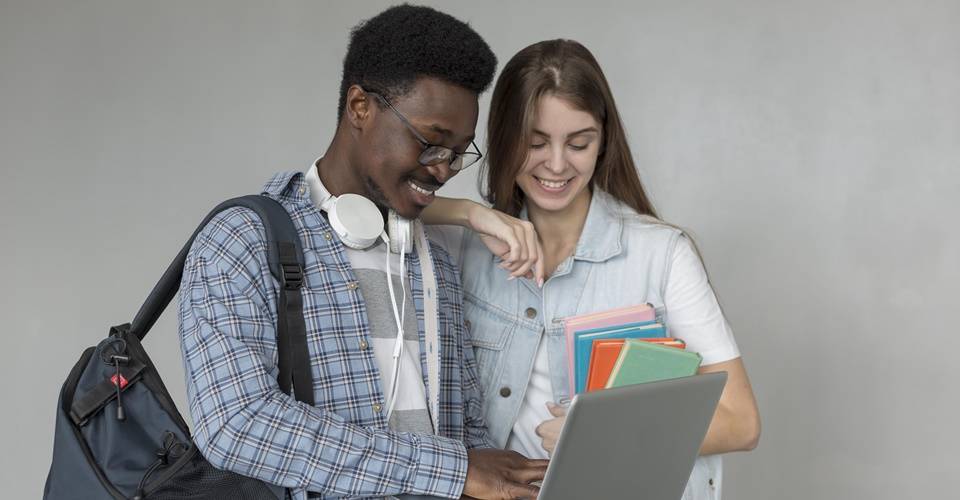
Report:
191,170,304,253
428,236,458,275
261,170,302,199
190,207,271,261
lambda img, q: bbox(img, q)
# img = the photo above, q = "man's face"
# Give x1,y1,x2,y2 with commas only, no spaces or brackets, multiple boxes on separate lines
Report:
354,78,479,219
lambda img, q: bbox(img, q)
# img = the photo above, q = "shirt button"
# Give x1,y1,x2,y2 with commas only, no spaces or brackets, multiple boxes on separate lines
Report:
359,339,369,350
347,281,359,290
525,307,537,319
499,387,511,398
323,231,333,241
373,403,382,413
298,185,306,195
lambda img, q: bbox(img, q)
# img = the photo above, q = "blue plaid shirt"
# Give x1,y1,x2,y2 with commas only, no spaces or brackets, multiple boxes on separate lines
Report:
178,171,493,499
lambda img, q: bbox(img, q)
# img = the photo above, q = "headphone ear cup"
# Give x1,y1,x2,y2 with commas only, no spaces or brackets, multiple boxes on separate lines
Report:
387,211,413,254
329,194,384,250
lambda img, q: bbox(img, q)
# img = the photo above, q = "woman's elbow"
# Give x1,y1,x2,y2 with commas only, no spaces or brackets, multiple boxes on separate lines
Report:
739,411,761,451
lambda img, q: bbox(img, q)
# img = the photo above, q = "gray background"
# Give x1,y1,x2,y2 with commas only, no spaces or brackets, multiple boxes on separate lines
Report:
2,0,958,498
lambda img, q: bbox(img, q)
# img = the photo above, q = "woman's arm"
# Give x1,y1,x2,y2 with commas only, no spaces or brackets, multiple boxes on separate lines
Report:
664,236,761,455
698,358,761,454
422,197,544,285
420,196,476,226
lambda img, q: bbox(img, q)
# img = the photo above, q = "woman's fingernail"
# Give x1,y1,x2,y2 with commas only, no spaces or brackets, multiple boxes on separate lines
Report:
538,278,545,288
507,275,516,281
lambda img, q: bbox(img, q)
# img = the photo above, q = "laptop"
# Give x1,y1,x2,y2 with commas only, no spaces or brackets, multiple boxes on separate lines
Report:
537,372,727,500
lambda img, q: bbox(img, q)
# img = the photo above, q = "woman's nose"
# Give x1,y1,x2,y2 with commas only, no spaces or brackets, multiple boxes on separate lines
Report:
544,146,566,173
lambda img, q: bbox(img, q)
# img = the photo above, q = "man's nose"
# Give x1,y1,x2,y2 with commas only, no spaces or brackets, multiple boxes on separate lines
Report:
426,161,456,185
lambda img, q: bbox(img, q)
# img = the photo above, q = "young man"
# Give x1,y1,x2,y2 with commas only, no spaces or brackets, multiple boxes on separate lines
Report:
178,6,547,500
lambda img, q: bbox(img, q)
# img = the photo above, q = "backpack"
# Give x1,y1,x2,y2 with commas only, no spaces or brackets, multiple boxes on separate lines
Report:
44,195,315,500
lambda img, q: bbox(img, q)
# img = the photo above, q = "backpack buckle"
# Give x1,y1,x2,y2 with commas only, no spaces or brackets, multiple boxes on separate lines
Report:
281,263,303,290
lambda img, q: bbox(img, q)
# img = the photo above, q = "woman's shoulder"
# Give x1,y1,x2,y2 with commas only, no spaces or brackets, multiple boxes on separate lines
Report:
595,190,684,241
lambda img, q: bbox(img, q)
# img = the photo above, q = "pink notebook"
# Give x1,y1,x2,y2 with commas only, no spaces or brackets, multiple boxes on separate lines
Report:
562,303,656,394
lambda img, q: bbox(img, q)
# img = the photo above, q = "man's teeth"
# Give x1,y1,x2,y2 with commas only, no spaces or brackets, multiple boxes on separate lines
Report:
537,177,569,189
408,181,435,195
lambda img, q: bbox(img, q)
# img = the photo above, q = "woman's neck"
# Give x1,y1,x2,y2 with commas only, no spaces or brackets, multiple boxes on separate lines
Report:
527,187,592,275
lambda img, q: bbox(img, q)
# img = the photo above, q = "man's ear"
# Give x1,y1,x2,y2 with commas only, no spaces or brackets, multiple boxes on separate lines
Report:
345,85,373,130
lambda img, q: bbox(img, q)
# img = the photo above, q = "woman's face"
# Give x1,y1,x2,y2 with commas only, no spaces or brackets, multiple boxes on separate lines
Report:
516,94,602,214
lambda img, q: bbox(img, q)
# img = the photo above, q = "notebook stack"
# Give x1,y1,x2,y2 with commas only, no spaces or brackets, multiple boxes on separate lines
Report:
562,304,702,394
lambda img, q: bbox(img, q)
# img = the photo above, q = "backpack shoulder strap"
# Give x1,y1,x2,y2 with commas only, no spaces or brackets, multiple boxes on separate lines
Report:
127,195,314,404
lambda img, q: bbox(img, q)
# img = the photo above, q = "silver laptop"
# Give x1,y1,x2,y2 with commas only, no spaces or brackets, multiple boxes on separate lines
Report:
538,372,727,500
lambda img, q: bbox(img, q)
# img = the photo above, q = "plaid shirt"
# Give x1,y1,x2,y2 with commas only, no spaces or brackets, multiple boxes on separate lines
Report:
178,171,493,499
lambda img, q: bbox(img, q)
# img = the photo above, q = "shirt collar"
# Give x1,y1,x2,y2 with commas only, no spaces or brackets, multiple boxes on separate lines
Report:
261,164,314,204
521,188,624,263
302,159,333,210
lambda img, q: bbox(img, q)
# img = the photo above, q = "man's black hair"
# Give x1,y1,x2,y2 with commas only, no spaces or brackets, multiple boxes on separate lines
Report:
338,4,497,122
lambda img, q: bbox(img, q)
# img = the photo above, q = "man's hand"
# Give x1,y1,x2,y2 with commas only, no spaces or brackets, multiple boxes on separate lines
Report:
463,448,549,499
535,403,568,455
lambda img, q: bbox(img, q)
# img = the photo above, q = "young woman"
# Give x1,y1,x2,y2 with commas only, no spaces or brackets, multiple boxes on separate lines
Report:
424,39,759,500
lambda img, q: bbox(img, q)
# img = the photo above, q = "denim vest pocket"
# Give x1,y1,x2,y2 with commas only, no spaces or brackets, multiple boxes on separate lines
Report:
463,294,515,395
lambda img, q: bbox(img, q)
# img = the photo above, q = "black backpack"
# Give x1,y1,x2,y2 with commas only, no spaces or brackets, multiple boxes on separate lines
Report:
44,195,316,500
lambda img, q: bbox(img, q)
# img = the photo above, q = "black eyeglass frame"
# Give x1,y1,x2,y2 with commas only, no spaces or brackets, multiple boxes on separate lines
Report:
366,91,483,171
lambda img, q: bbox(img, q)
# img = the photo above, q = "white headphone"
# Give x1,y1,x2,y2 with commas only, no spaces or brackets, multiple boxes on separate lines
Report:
306,165,413,254
305,165,412,420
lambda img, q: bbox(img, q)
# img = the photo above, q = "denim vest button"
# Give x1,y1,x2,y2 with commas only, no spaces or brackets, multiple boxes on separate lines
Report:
499,386,511,398
464,319,472,330
359,339,369,350
525,307,537,319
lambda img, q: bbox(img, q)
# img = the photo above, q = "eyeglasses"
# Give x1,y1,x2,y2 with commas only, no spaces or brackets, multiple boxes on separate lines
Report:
367,91,482,171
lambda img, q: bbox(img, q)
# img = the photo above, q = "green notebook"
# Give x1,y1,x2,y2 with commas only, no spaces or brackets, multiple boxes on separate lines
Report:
605,338,703,388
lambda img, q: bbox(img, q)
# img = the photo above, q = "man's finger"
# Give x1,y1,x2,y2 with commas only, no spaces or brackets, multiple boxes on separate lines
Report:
510,461,550,484
504,481,540,500
525,458,551,468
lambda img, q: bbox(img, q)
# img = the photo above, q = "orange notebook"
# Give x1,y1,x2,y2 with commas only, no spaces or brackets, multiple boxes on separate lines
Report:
585,338,686,392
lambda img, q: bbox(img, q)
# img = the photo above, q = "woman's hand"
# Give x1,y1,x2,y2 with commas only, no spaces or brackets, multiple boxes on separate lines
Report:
465,203,544,286
535,402,568,455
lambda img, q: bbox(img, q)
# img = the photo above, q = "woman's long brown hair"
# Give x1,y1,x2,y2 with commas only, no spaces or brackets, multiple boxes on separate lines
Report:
481,39,659,219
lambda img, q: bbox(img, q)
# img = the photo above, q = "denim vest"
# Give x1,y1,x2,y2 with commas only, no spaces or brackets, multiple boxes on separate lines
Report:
456,189,723,500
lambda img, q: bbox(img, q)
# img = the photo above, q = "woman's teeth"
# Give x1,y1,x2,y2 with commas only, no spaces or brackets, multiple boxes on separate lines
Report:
408,181,435,195
537,177,569,189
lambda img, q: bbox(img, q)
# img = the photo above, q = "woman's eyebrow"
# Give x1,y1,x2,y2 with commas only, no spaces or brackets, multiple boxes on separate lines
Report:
531,127,600,139
566,127,600,138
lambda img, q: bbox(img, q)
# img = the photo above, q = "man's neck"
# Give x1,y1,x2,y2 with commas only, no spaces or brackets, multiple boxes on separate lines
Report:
316,129,364,197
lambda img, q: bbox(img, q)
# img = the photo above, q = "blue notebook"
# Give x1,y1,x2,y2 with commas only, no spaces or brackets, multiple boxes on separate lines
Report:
574,321,665,393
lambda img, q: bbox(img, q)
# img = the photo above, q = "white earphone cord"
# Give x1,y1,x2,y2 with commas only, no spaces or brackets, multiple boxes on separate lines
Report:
383,228,407,420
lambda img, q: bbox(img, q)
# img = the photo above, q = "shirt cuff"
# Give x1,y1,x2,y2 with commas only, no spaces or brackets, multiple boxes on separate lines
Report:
408,435,469,498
